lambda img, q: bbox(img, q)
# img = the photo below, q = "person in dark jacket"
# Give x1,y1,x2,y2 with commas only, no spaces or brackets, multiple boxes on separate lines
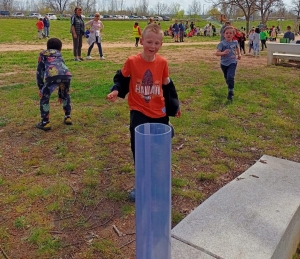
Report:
43,15,50,38
70,6,85,61
283,26,295,42
36,38,73,131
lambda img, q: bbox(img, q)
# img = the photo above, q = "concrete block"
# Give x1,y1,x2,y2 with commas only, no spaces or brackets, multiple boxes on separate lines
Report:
171,155,300,259
171,237,215,259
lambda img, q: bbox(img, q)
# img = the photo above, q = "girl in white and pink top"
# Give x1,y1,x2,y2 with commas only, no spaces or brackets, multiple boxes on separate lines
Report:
85,13,105,60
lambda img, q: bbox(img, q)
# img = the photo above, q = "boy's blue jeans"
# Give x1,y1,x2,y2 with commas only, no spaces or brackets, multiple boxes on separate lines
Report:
220,63,237,91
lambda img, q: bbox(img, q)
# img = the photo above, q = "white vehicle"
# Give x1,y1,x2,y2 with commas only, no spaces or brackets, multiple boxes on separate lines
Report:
153,16,163,21
45,13,57,20
237,16,245,20
12,12,24,17
206,16,214,21
28,13,41,19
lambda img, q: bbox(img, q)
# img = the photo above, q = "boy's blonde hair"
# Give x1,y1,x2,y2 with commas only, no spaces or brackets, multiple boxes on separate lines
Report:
142,24,164,39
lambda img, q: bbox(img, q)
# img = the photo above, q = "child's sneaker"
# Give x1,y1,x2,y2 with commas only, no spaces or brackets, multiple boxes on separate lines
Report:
36,121,51,131
86,56,93,60
64,116,73,125
100,56,106,60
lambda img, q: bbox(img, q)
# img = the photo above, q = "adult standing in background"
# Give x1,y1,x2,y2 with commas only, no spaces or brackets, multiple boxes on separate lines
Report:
220,21,231,41
71,6,85,62
43,15,50,38
85,13,105,60
148,17,153,25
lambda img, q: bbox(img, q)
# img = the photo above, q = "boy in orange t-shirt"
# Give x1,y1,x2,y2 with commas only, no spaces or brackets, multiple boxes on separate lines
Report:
107,23,181,158
36,18,44,39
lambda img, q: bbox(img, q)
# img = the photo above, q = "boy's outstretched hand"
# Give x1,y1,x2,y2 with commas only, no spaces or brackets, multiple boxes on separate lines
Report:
107,90,118,102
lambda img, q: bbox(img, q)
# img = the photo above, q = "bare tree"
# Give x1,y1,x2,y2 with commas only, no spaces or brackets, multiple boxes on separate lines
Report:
137,0,148,15
154,1,168,15
254,0,281,24
212,0,257,32
187,0,201,16
291,0,300,16
43,0,71,13
0,0,14,10
168,2,181,16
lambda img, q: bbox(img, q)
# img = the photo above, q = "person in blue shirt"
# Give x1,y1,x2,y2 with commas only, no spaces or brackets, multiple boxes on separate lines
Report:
283,26,295,42
172,19,179,42
179,20,185,42
216,26,241,101
43,15,50,38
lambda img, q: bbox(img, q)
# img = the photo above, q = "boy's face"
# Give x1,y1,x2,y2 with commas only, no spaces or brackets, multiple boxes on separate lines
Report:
141,30,163,58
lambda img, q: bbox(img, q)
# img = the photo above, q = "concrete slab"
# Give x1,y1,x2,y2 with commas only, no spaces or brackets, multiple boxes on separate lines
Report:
171,237,215,259
171,155,300,259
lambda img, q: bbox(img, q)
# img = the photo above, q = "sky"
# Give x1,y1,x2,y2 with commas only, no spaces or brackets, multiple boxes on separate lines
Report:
119,0,294,14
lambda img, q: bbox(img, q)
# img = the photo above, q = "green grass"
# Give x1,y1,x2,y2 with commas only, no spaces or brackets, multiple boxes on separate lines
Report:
0,18,300,258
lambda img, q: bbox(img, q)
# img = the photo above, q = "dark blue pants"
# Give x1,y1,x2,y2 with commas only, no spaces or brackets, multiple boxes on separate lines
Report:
130,110,169,161
221,63,237,91
40,78,71,122
87,36,103,57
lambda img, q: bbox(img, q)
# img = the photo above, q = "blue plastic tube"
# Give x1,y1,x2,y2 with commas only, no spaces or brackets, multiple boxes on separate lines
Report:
135,123,172,259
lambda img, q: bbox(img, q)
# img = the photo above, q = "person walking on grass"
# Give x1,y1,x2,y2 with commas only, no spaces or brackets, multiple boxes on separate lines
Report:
252,27,261,57
85,12,105,60
260,28,267,50
36,18,44,39
216,26,241,101
36,38,73,131
107,24,181,201
133,22,142,47
71,6,85,61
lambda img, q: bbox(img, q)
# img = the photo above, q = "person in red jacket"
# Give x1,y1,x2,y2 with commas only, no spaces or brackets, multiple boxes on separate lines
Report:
36,18,44,39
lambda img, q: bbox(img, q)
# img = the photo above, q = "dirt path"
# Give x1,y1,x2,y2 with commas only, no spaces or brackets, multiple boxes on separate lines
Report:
0,41,220,52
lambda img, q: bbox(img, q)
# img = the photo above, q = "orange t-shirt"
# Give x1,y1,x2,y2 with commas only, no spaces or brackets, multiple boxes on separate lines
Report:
121,53,169,118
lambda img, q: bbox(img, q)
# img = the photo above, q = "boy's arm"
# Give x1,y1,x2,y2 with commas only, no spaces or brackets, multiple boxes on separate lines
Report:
216,49,229,56
236,42,241,60
162,78,181,117
107,70,130,101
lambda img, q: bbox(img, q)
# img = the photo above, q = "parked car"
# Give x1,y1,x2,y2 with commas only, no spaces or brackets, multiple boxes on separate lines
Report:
139,16,147,19
103,14,113,18
153,16,163,21
129,15,138,19
277,18,285,21
28,13,41,19
237,16,246,20
12,12,24,17
0,10,10,16
161,15,170,21
206,16,215,21
45,13,57,20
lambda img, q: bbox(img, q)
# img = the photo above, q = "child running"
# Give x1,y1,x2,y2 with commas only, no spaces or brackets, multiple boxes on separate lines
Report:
107,24,181,200
216,26,241,101
36,38,72,130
